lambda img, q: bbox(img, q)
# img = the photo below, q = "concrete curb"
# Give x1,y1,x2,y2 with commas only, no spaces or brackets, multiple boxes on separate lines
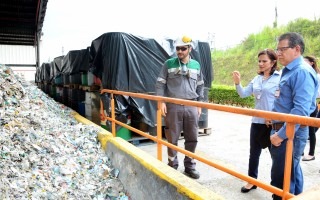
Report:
73,112,223,199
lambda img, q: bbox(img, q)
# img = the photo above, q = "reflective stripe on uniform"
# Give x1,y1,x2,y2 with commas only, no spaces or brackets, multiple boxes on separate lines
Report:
168,155,176,161
157,77,166,84
168,67,199,74
189,68,199,74
168,68,179,73
197,80,204,85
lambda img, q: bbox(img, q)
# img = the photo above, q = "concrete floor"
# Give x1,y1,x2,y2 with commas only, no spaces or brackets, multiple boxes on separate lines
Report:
138,109,320,200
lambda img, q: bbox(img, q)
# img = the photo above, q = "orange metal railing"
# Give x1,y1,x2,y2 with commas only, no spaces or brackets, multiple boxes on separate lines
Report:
100,89,320,200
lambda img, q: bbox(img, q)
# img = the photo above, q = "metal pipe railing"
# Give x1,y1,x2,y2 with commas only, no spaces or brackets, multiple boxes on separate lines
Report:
100,89,320,199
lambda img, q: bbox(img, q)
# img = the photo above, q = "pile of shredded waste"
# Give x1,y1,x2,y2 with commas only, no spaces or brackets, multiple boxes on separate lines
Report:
0,65,129,200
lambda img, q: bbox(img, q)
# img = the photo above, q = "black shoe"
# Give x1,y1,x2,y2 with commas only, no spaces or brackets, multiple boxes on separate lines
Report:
184,169,200,179
241,185,257,193
302,156,315,161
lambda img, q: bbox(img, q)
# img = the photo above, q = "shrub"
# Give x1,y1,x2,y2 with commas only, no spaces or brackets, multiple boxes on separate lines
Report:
208,84,254,108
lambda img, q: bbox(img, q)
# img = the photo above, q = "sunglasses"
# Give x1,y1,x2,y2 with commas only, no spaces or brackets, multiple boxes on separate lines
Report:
176,46,188,51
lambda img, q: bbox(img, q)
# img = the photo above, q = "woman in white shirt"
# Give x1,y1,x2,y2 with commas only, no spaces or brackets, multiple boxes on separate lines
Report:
232,49,280,193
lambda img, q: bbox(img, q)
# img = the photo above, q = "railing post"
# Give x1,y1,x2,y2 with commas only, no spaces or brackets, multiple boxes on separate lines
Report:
100,89,108,129
157,101,163,161
111,93,116,137
283,123,295,199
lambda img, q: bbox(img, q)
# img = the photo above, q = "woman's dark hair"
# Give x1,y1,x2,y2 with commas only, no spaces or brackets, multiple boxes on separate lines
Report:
304,55,320,74
257,48,279,75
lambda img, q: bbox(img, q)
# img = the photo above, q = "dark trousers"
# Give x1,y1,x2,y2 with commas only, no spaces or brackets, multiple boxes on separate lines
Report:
307,107,318,156
248,123,271,179
164,103,199,170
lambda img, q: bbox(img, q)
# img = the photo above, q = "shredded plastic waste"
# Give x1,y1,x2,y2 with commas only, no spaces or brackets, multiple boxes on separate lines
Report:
0,64,130,199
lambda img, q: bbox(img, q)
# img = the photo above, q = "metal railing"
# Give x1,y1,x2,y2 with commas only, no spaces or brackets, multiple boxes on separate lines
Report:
100,89,320,200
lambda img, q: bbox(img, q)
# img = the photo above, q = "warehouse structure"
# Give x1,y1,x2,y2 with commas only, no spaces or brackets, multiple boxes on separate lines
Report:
0,0,48,80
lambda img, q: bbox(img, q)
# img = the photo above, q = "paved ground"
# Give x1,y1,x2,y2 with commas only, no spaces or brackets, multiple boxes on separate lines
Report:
138,109,320,200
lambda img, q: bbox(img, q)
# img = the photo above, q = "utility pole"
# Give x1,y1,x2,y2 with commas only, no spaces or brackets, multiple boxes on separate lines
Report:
274,1,278,28
207,32,215,51
62,46,64,56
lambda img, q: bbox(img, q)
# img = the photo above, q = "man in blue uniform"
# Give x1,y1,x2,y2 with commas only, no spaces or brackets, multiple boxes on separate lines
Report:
156,36,204,179
270,32,319,199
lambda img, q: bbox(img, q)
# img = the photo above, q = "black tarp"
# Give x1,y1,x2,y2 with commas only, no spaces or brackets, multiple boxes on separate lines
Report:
50,55,64,85
89,35,103,69
49,61,55,83
61,50,80,75
198,42,214,87
35,66,41,83
61,50,81,84
50,56,64,80
61,48,90,75
90,32,169,92
79,47,90,72
37,63,45,82
90,32,213,128
90,32,170,127
52,56,64,78
40,62,51,82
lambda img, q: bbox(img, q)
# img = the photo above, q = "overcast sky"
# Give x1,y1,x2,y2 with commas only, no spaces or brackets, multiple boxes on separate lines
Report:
40,0,320,63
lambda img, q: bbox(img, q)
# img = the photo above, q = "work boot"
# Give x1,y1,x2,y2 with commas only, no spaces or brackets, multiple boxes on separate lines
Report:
168,163,178,170
184,169,200,179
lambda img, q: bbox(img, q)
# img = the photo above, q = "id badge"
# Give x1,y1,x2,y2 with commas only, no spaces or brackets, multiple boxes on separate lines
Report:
274,89,280,98
256,94,261,100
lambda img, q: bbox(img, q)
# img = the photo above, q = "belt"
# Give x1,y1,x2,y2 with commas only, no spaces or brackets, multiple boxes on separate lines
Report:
272,122,306,131
272,122,284,131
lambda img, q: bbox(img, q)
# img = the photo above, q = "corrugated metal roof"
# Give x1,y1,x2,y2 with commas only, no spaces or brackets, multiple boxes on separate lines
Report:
0,0,48,46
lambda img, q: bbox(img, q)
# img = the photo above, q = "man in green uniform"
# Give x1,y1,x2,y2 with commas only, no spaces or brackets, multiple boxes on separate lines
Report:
156,36,204,179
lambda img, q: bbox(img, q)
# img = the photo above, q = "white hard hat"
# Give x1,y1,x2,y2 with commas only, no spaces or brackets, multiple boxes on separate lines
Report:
175,35,192,47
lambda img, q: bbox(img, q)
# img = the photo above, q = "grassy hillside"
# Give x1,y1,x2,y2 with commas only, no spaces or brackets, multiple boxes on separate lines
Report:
211,18,320,86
